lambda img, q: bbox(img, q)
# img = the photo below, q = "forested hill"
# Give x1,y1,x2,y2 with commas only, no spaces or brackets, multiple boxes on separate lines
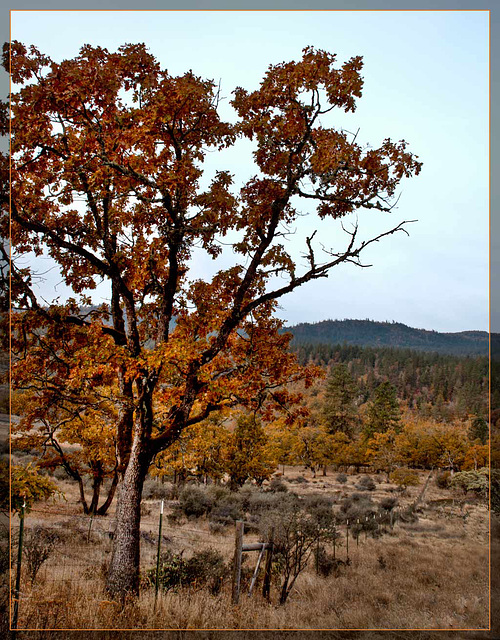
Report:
283,319,489,356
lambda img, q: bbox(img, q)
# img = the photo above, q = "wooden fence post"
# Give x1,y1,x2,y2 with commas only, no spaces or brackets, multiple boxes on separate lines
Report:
345,519,349,562
232,520,244,604
87,514,94,543
262,526,274,602
154,500,164,611
12,501,26,631
248,543,266,597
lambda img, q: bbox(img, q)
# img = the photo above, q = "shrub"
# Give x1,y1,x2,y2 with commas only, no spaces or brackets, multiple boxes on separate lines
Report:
339,493,376,525
304,494,336,530
259,501,323,605
356,475,376,491
246,491,282,517
436,471,451,489
313,545,340,577
178,485,213,518
52,466,69,481
379,496,398,512
235,484,256,512
269,477,288,493
11,464,61,513
149,548,226,594
0,544,8,574
208,493,244,526
24,526,59,584
389,468,420,490
336,473,348,484
290,475,308,484
208,520,227,535
206,485,232,503
450,468,488,498
142,479,176,501
185,548,226,594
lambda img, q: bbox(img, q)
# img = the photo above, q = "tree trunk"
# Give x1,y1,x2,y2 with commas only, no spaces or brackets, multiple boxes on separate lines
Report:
77,474,90,514
106,444,149,598
97,472,119,516
89,472,103,515
279,576,290,605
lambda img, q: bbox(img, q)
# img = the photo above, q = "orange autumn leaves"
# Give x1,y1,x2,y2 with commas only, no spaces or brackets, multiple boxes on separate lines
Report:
5,42,425,592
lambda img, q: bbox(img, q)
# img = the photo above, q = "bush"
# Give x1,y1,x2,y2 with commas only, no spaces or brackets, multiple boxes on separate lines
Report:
208,493,244,527
339,493,376,525
235,484,254,509
389,468,420,490
313,545,341,577
355,475,376,491
185,548,226,593
178,485,213,518
304,494,336,530
450,468,488,498
336,473,348,484
259,501,323,605
149,548,226,594
379,496,398,512
246,491,281,516
52,466,70,481
24,526,60,584
0,544,8,574
206,485,231,503
290,475,308,484
142,479,176,501
208,520,227,535
436,471,451,489
11,464,61,513
269,477,288,493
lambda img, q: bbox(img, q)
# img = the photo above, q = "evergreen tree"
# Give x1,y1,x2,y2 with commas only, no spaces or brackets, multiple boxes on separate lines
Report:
224,413,275,490
365,381,401,438
468,416,489,445
322,363,358,438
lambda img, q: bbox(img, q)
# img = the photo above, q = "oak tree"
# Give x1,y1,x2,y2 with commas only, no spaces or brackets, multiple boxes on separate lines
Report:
12,382,119,515
4,42,421,596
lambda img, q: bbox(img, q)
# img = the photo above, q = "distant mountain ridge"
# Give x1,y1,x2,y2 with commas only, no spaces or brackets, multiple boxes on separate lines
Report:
283,319,489,356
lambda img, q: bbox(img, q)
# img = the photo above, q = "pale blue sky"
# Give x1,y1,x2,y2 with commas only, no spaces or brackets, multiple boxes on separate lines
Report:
11,10,489,332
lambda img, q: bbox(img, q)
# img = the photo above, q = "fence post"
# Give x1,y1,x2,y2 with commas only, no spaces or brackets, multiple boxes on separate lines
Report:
12,500,26,631
315,536,320,574
345,519,349,562
248,543,266,597
154,500,164,611
232,520,244,605
262,526,274,602
87,514,94,543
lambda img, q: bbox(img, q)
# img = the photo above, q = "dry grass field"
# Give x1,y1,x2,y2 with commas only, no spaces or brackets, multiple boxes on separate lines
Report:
6,464,490,632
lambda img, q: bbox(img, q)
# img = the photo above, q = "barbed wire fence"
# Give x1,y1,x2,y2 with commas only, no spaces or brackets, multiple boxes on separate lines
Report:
9,495,475,630
9,500,239,630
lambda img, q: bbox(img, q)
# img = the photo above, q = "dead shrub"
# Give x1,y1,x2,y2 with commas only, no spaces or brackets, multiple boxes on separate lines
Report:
24,526,60,584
